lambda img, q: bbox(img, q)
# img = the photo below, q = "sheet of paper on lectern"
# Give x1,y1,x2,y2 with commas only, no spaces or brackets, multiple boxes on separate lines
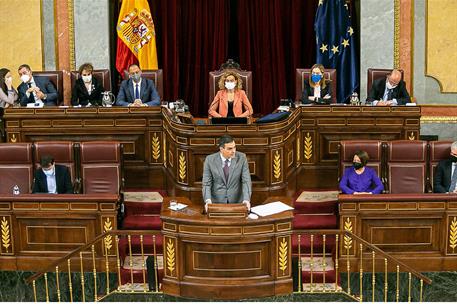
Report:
250,201,293,217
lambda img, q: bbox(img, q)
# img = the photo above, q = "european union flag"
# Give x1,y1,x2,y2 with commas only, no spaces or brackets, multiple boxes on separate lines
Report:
315,0,359,103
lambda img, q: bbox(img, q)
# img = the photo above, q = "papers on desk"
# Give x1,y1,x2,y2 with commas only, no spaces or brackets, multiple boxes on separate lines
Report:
168,203,187,211
250,201,293,217
26,102,44,108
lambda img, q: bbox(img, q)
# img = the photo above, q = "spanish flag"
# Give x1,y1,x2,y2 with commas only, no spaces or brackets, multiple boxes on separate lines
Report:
115,0,158,74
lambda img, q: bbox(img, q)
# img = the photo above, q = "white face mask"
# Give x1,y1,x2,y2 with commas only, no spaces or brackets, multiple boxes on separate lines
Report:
82,75,92,83
20,74,30,83
386,81,397,90
225,81,236,90
43,167,54,176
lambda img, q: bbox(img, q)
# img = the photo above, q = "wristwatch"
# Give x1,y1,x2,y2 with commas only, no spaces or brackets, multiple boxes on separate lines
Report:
42,94,47,100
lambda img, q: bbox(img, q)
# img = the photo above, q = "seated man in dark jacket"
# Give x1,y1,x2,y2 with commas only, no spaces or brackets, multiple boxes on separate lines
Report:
116,63,160,107
32,155,73,194
17,64,58,106
434,141,457,193
366,69,410,106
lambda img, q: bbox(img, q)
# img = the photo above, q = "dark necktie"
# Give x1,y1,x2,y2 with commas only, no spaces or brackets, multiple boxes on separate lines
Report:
387,88,393,101
223,159,229,181
449,164,457,192
135,84,139,100
27,83,35,103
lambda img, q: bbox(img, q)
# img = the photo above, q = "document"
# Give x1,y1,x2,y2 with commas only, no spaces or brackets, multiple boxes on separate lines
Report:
250,201,293,217
168,203,187,211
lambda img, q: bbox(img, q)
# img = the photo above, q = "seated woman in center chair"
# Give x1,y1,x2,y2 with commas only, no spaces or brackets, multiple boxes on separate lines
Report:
339,150,384,194
301,64,332,104
71,63,104,107
208,71,253,118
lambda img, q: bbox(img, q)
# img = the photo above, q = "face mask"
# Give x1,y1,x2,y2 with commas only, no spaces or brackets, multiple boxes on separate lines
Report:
311,74,322,83
225,81,236,90
20,74,30,83
43,167,54,176
353,162,364,170
131,73,141,83
82,75,92,83
451,155,457,163
386,81,397,90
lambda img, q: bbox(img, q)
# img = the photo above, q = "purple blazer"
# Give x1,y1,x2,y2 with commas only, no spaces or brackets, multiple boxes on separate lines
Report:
339,166,384,194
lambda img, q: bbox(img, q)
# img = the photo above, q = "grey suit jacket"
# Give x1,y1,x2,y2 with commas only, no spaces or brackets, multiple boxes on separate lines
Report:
202,151,252,204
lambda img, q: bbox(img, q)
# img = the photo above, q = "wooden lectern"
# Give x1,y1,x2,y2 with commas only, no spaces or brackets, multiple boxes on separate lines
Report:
160,197,293,300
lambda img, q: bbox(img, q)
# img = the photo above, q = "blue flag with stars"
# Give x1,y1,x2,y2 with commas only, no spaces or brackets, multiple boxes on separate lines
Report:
315,0,359,103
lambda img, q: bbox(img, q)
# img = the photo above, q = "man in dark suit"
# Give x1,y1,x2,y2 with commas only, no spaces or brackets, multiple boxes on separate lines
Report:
367,69,410,106
202,135,252,212
17,64,58,106
116,64,160,107
434,141,457,193
32,155,73,194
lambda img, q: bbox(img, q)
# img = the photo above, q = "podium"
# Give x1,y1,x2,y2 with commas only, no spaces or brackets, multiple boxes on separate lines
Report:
160,197,293,300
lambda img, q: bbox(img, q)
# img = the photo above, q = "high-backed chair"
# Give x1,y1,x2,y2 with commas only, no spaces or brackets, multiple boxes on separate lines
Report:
33,141,77,183
33,71,64,105
209,61,252,103
338,140,384,185
295,68,337,104
80,141,123,194
367,68,404,97
0,143,33,194
123,69,163,99
387,140,427,193
70,69,112,92
428,140,453,192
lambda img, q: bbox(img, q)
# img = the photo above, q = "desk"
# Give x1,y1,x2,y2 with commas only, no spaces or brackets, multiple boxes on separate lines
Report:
339,193,457,271
0,194,118,270
2,106,420,202
160,197,293,299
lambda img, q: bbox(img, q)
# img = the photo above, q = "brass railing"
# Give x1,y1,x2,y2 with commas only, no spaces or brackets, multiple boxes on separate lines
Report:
294,229,431,302
26,230,163,302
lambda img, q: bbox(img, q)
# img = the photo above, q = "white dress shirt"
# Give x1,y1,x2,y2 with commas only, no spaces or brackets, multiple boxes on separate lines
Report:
44,169,57,194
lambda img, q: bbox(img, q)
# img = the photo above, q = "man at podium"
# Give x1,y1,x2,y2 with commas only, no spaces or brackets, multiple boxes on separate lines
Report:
202,135,252,212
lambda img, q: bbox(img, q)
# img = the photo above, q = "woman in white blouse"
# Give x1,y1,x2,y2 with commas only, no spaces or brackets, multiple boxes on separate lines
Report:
0,68,18,108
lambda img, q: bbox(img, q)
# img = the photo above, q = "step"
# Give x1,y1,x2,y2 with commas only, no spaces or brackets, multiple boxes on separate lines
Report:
122,214,162,230
293,214,337,230
123,190,165,215
292,234,336,254
120,255,164,287
294,189,339,214
118,235,163,262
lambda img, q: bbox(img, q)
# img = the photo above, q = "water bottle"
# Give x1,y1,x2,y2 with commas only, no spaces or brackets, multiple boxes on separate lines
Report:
12,185,20,195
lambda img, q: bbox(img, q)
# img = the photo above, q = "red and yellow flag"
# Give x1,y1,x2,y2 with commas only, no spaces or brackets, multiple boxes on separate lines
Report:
115,0,158,74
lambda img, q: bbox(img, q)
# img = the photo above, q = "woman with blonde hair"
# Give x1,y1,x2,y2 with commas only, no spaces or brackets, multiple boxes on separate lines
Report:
301,63,332,104
208,70,253,118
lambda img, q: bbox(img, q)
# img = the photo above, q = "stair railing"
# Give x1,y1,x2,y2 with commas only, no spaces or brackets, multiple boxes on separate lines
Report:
293,229,431,302
26,230,163,302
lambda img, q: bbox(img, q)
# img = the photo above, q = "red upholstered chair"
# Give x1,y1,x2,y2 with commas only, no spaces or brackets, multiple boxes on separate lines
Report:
0,143,33,194
295,68,337,104
70,69,112,92
33,71,64,105
386,140,427,193
209,61,252,104
33,141,77,185
123,69,163,99
367,68,404,98
428,140,453,192
338,140,384,186
80,141,123,194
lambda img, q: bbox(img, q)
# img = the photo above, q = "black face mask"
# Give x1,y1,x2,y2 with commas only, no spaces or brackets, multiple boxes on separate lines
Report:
353,162,364,170
451,155,457,163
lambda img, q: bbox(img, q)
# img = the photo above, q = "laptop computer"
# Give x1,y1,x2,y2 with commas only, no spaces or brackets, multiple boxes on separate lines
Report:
211,117,248,125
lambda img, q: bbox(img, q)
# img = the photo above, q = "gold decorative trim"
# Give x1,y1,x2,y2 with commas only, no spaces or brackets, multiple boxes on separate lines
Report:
408,132,415,140
178,152,187,182
1,217,11,254
343,217,353,251
151,133,161,161
421,116,457,123
166,239,176,276
296,135,300,165
393,0,400,68
273,151,281,180
67,0,76,71
304,132,312,161
103,218,113,253
9,134,17,143
449,217,457,253
278,237,288,276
